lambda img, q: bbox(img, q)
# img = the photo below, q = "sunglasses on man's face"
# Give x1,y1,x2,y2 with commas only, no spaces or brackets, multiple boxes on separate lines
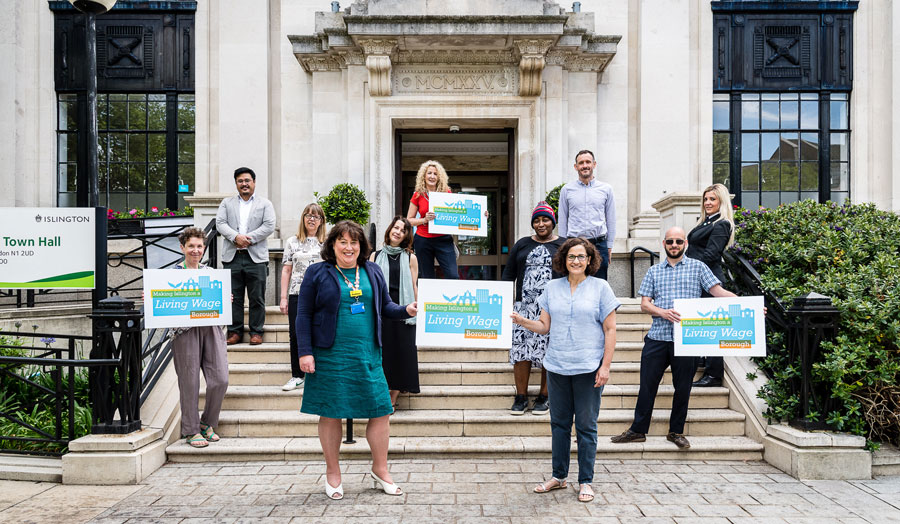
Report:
664,239,685,246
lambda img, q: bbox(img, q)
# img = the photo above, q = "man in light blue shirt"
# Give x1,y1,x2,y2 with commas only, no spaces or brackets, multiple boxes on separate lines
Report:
610,227,736,450
557,150,616,280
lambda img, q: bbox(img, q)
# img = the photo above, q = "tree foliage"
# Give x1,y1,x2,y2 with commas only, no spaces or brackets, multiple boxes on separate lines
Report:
315,183,372,226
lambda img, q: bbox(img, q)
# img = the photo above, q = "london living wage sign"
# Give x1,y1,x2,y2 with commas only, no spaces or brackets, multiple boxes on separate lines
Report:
0,207,95,289
416,279,513,348
143,269,232,329
673,296,766,357
427,192,488,237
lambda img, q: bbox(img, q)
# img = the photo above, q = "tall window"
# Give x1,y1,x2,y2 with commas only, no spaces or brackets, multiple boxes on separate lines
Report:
56,93,195,210
711,92,850,208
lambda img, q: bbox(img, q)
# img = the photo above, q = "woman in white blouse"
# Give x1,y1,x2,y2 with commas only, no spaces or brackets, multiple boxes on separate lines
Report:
279,203,326,390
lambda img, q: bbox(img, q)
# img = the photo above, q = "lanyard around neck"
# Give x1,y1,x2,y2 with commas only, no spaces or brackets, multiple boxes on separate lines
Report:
336,265,360,292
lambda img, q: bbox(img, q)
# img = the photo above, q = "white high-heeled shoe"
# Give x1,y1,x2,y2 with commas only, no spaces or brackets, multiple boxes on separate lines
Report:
325,478,343,500
370,470,403,495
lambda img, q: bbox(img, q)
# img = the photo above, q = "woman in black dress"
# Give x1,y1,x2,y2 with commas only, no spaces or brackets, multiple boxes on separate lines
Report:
371,216,420,407
687,183,735,387
501,202,565,415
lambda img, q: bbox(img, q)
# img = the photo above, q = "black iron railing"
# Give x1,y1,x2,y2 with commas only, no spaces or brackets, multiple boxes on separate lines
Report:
629,246,659,298
723,250,840,431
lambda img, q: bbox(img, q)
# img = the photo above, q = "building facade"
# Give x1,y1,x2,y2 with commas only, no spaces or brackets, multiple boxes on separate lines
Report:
2,0,898,283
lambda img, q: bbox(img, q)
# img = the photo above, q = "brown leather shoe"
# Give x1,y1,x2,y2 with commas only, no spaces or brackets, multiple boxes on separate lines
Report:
666,432,691,449
610,429,646,443
226,333,241,345
249,334,263,345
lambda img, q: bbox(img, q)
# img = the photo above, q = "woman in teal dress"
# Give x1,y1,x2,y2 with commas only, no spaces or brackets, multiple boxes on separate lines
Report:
296,221,417,500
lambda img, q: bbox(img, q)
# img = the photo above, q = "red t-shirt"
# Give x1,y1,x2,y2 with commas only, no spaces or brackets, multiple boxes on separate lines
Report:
410,190,450,238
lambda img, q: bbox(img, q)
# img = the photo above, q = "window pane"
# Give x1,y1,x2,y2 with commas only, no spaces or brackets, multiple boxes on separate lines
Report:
781,93,798,100
741,163,759,191
178,96,195,131
148,100,166,131
742,192,760,209
831,99,849,130
832,191,849,206
127,192,147,211
800,133,818,161
58,133,77,163
742,133,759,161
761,101,779,129
761,192,779,209
800,162,818,191
108,192,127,212
713,101,730,130
127,135,146,162
109,98,127,129
781,100,799,129
148,134,166,163
713,133,730,163
110,163,127,191
713,163,729,186
58,95,78,131
128,100,147,131
742,101,760,130
781,161,799,191
178,163,195,192
801,93,818,100
97,96,108,129
800,101,818,129
761,133,779,162
149,193,167,211
831,162,849,191
178,134,195,163
98,133,107,164
781,192,799,204
148,163,166,192
780,133,798,161
58,163,77,192
801,191,818,201
109,133,127,163
831,132,849,162
762,93,779,101
761,162,780,191
128,164,146,193
98,161,108,193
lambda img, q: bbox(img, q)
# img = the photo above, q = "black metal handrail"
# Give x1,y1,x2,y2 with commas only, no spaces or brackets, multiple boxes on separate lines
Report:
722,250,788,330
629,246,659,298
0,332,93,456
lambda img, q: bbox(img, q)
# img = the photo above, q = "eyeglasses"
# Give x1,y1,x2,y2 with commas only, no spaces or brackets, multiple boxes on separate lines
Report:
566,255,588,262
304,215,323,222
664,239,685,246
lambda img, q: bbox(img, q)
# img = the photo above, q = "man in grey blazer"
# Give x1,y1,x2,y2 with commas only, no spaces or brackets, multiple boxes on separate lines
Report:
216,167,276,345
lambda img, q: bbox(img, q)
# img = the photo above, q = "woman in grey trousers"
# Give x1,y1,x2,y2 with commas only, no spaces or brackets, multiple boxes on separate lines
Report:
171,227,230,448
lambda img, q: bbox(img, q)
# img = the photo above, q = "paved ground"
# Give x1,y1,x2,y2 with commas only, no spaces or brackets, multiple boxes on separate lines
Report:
1,458,899,523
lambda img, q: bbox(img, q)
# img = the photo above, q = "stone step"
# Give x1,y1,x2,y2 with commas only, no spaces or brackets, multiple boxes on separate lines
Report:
166,434,763,462
206,383,728,411
235,322,651,344
209,408,745,438
225,341,649,364
226,362,703,387
0,454,63,482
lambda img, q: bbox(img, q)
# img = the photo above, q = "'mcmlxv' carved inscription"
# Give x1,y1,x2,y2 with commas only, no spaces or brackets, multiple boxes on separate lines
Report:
393,66,518,95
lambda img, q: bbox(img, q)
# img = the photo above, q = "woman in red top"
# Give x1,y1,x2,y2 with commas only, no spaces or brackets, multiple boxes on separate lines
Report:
406,160,458,279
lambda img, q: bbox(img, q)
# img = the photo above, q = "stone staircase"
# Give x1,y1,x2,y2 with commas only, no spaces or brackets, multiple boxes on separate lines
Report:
167,299,763,462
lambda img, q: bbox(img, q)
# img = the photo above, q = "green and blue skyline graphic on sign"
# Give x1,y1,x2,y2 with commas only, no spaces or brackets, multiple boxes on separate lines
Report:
432,198,483,232
151,275,224,319
424,289,502,340
681,304,756,349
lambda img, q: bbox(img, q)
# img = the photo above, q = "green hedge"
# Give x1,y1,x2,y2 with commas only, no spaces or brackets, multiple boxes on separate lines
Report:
545,183,565,216
731,200,900,447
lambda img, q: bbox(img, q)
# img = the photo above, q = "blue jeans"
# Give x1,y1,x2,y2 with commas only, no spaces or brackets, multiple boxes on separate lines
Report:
591,239,610,281
413,234,458,279
547,369,603,484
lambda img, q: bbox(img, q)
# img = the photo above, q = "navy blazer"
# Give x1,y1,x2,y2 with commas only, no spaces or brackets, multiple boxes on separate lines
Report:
296,261,412,358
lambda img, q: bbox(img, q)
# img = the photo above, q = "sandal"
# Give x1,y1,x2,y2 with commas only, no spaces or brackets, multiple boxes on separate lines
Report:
186,433,209,448
533,477,567,493
578,483,594,503
200,423,220,442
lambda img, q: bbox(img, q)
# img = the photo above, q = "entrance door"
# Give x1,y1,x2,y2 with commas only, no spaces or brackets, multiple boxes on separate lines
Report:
395,129,513,280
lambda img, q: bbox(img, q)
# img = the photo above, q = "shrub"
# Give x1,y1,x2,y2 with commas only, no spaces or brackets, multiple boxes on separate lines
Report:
545,183,565,216
730,200,900,446
107,206,193,220
315,184,371,225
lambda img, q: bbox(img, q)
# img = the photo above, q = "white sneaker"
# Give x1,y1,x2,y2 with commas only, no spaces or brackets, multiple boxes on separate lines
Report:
282,376,304,391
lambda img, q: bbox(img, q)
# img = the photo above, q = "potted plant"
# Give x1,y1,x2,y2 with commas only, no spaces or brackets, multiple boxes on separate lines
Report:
315,183,371,225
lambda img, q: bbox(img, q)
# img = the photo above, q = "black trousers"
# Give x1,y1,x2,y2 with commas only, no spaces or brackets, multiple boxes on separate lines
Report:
699,289,723,378
630,336,697,435
224,250,267,336
287,294,304,379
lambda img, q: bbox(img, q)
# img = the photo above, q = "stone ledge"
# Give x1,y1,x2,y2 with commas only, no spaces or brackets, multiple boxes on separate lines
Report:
68,427,163,452
767,424,866,449
62,438,167,485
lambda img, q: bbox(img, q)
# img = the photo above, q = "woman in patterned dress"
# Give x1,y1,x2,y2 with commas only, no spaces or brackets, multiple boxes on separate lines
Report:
501,202,565,415
279,203,326,391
